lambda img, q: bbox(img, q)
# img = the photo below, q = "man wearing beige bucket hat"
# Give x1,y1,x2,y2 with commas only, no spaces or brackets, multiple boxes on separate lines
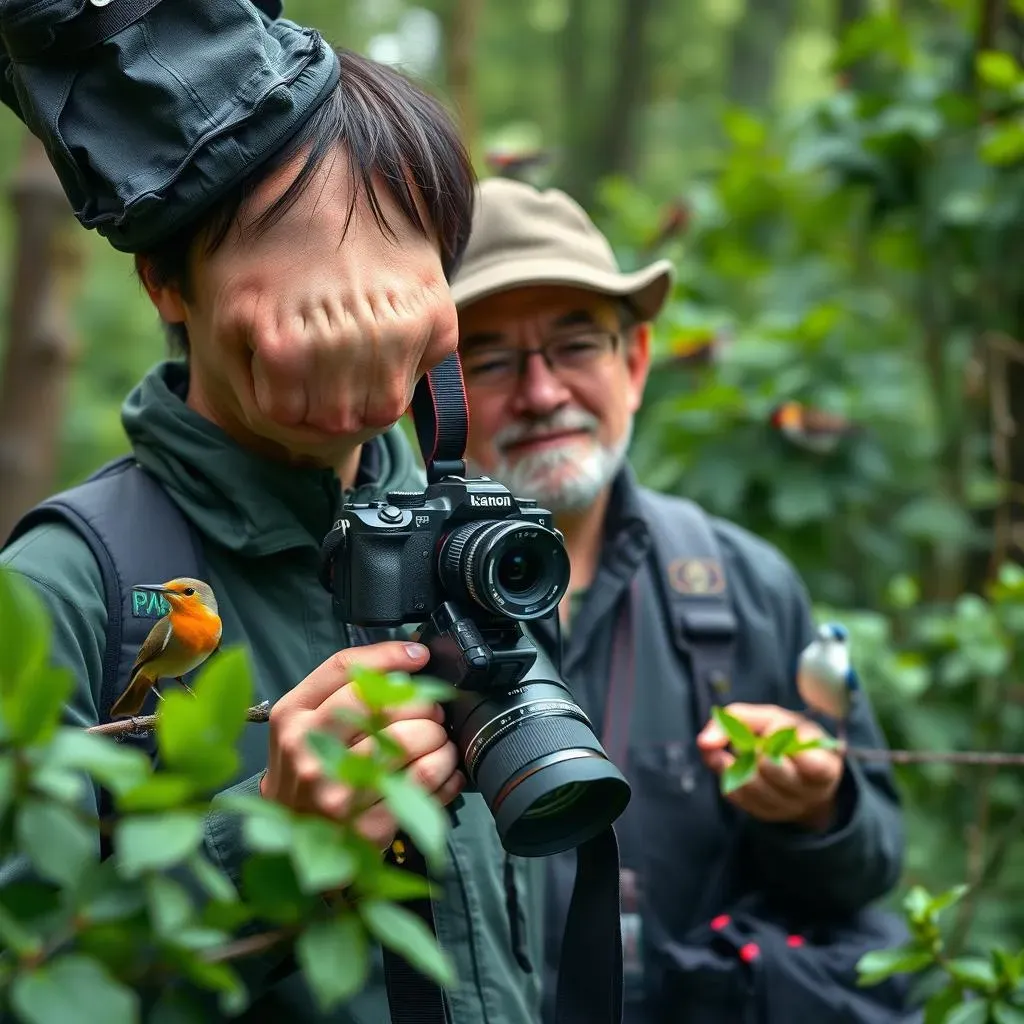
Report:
450,179,911,1024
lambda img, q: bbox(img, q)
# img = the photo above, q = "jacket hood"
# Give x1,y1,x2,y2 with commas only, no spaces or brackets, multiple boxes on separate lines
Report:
121,361,425,557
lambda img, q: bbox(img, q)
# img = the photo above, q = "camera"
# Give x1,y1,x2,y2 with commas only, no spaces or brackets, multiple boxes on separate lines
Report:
320,475,631,858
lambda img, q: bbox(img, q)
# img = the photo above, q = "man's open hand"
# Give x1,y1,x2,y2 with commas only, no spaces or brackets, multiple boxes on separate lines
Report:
697,703,843,832
262,640,465,851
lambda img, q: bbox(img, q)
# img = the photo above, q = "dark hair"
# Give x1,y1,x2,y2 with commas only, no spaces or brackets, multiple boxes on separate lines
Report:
138,47,476,356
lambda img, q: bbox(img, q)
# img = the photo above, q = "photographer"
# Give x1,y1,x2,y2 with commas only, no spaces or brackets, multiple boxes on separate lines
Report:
0,7,544,1023
450,178,915,1023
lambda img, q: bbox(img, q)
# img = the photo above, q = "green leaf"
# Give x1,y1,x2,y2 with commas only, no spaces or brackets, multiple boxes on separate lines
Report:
115,812,204,877
893,496,976,545
156,693,238,792
147,876,194,937
241,807,294,854
190,646,254,745
722,751,758,795
296,915,369,1011
0,568,52,710
942,1001,989,1024
993,1001,1024,1024
16,799,96,888
0,901,43,958
981,119,1024,166
348,666,448,713
179,956,248,1016
362,900,456,988
155,646,253,791
75,864,146,924
29,763,85,804
357,864,433,902
241,854,311,924
116,774,198,813
903,885,933,925
992,948,1023,987
762,727,799,761
11,954,137,1024
47,728,151,797
711,706,757,753
977,51,1022,89
188,851,238,904
5,667,74,748
928,884,969,916
857,947,934,986
291,817,358,893
947,957,999,994
0,755,15,819
378,773,449,871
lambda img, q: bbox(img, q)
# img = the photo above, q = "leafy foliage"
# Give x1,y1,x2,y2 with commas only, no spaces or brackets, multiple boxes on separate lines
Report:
0,566,456,1022
709,706,838,795
856,883,1024,1024
594,2,1024,965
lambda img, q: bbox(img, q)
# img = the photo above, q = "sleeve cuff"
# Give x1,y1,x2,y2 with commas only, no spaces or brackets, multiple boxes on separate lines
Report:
749,756,864,853
204,772,265,889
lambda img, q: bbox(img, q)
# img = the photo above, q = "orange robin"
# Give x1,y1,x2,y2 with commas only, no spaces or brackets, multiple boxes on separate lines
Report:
110,577,223,719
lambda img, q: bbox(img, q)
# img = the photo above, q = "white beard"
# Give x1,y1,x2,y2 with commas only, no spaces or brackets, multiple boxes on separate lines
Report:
468,410,633,514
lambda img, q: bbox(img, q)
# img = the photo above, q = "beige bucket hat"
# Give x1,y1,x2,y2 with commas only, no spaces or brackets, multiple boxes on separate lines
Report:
450,178,675,322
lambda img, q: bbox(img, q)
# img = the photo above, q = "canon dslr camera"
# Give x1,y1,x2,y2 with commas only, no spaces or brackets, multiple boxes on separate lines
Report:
319,475,630,858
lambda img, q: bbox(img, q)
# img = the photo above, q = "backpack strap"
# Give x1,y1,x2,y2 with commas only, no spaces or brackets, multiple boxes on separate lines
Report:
5,456,207,725
634,488,738,726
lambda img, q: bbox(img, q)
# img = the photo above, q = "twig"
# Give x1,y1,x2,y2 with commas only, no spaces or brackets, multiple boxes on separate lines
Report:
848,747,1024,766
86,701,272,737
200,925,298,965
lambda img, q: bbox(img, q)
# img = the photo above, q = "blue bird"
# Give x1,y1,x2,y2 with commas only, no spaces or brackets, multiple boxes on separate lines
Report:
797,622,860,743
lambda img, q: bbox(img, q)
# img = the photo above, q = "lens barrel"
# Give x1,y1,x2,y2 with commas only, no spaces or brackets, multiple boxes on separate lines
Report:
449,681,631,858
440,520,570,620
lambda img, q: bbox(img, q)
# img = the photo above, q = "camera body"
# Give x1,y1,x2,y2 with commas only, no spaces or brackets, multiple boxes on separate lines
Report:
319,474,631,858
324,476,568,631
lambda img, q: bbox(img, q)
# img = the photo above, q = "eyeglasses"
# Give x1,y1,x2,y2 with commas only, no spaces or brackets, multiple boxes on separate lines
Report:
461,330,620,389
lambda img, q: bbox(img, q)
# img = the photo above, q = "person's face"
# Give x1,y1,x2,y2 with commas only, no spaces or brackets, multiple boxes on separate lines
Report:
459,285,651,513
140,144,455,468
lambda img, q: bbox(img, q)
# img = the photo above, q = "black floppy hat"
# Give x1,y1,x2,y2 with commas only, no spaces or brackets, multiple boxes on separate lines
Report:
0,0,340,252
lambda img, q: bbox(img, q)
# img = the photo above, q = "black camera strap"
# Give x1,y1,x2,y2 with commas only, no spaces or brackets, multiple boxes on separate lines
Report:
381,355,624,1024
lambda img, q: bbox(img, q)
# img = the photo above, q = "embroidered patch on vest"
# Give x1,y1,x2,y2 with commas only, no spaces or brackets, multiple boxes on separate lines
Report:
666,557,725,595
130,589,171,618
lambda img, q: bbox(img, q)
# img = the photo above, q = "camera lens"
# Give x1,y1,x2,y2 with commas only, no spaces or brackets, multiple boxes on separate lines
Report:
449,680,631,858
440,519,570,620
497,550,538,594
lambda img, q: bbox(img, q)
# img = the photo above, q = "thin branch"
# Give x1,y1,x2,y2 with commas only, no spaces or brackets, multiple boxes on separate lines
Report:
87,701,271,737
200,925,299,965
848,746,1024,766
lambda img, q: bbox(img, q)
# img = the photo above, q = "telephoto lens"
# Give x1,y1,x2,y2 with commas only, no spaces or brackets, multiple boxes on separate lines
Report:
445,672,631,857
426,516,631,858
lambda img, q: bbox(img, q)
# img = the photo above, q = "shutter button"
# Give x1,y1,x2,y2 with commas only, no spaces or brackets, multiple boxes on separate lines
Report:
378,505,403,524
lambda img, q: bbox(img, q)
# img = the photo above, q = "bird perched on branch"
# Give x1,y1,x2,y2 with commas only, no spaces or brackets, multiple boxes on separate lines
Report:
769,400,860,455
797,622,860,742
110,577,222,719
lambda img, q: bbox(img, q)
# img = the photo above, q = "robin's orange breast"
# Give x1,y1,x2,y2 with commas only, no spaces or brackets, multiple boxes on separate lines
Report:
168,607,222,654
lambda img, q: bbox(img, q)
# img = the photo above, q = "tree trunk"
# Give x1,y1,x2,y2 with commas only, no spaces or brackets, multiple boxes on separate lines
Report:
727,0,795,109
0,133,82,543
556,0,592,203
446,0,483,153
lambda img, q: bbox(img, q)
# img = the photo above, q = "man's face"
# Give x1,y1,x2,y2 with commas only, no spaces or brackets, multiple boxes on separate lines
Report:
459,285,651,513
141,145,456,468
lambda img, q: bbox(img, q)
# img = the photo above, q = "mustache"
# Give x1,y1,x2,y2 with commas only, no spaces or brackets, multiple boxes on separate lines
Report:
494,409,601,451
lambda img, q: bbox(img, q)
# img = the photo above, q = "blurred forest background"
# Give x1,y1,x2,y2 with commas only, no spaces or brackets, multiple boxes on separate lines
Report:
0,0,1022,959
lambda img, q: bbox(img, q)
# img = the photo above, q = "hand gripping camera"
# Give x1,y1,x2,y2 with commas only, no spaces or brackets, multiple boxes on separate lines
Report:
319,359,631,858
